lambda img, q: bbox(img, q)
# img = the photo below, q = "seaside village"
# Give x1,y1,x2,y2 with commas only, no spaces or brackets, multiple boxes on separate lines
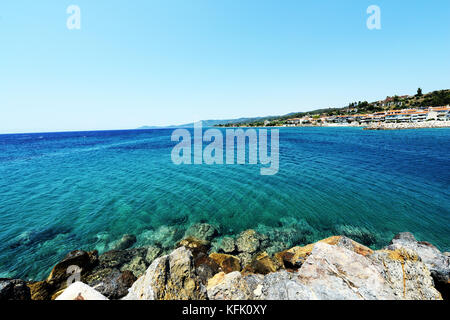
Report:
283,104,450,127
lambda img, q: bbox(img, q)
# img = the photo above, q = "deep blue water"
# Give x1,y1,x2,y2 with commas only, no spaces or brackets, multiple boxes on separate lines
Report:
0,127,449,280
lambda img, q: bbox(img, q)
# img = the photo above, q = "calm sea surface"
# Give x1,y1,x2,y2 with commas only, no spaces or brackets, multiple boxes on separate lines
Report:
0,127,449,280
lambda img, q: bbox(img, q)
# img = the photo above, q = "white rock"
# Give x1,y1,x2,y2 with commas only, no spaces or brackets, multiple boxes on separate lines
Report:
56,282,108,300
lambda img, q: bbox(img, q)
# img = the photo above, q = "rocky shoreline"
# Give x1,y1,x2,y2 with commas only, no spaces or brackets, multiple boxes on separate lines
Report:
364,120,450,130
1,227,449,301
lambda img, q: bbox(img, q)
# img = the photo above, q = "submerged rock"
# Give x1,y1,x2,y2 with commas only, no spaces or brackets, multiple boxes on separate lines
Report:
334,225,377,247
0,279,31,300
123,246,207,300
95,247,147,270
140,225,184,250
237,252,253,268
184,223,218,241
56,281,108,300
213,236,236,254
236,230,261,253
111,234,137,251
386,232,450,299
120,256,147,278
145,245,162,264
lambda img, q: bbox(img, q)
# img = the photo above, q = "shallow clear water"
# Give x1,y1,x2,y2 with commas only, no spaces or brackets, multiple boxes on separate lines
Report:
0,127,449,280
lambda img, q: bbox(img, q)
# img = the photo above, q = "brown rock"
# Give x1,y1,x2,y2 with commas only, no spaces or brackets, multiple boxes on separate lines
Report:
27,250,98,300
243,252,281,275
209,253,241,273
177,237,210,259
193,252,220,285
47,250,98,286
27,280,52,301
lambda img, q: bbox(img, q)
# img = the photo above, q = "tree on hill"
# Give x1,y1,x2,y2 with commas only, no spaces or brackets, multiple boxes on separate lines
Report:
416,88,423,97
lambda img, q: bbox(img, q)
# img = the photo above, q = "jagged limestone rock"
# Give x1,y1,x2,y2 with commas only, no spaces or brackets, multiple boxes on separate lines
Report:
274,236,373,269
296,242,396,300
386,232,449,299
370,248,442,300
208,242,441,300
206,272,262,300
123,246,207,300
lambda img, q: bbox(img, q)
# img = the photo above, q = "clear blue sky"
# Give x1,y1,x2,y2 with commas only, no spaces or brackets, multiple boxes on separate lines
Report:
0,0,449,133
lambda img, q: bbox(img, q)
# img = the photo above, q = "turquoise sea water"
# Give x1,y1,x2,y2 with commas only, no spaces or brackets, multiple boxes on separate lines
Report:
0,127,449,280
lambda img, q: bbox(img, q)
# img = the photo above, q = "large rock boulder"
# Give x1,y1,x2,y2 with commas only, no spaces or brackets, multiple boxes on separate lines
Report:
81,247,149,299
370,247,441,300
297,242,441,300
209,253,241,273
95,247,147,271
47,250,98,286
56,281,108,300
386,232,449,299
256,271,315,300
243,252,282,275
0,279,31,300
274,236,373,270
84,269,136,299
123,246,207,300
177,237,219,284
295,242,397,300
206,272,262,300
